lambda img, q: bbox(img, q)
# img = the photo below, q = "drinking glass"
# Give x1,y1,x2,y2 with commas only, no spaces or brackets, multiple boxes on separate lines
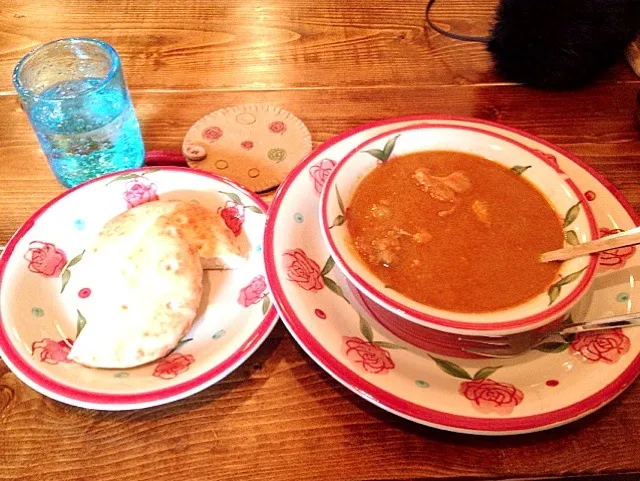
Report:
13,38,145,187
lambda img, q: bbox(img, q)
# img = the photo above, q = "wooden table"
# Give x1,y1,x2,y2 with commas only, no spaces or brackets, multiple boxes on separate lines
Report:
1,1,640,480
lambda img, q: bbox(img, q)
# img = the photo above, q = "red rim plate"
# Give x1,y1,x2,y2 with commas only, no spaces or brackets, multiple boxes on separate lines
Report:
264,115,640,434
0,166,278,409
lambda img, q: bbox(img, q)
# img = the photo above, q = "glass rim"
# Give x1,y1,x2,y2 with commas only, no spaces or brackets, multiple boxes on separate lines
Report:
12,37,121,102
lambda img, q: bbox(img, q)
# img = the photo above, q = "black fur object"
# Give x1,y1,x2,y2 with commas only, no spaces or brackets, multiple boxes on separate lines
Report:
487,0,640,89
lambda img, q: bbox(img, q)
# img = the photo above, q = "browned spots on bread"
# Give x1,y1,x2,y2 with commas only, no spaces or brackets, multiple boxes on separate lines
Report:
68,200,206,368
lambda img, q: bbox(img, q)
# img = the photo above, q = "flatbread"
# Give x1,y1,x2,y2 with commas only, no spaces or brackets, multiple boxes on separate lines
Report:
67,199,247,368
94,200,246,270
159,201,247,270
68,214,204,369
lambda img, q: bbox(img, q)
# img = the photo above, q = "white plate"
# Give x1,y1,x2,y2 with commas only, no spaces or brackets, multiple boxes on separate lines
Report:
265,116,640,435
0,167,278,410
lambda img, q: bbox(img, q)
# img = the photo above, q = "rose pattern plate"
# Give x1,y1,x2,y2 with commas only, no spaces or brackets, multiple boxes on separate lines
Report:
264,116,640,435
0,167,278,410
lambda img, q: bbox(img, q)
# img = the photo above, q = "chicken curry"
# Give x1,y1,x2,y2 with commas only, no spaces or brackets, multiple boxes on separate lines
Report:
346,151,564,313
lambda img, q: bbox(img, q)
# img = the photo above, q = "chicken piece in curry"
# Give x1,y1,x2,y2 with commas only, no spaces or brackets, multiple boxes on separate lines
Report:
346,151,564,312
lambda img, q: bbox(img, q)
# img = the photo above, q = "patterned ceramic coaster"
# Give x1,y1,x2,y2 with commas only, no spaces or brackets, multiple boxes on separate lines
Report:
183,104,312,193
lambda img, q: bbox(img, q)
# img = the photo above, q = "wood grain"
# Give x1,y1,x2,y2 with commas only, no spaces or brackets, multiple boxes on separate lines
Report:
0,0,637,93
3,324,640,481
3,0,640,479
1,82,640,480
2,82,639,245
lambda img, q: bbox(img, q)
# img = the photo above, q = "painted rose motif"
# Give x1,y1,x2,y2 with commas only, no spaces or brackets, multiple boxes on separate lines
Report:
238,275,268,306
202,126,223,142
598,227,636,270
459,378,524,415
241,140,254,150
268,121,286,134
570,328,631,363
220,201,245,236
343,336,395,374
123,177,159,209
309,158,336,194
31,338,73,365
531,149,559,166
24,241,67,277
283,248,324,291
153,352,195,379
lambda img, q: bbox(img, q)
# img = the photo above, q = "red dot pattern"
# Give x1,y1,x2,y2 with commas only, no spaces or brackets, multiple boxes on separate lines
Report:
78,288,92,299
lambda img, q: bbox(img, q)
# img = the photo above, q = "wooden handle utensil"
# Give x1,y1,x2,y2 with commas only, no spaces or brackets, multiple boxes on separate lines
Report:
541,226,640,262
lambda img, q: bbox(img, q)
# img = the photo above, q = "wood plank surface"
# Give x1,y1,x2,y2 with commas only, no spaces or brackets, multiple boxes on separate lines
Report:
2,0,640,480
0,0,637,93
3,323,640,481
2,82,639,245
2,82,640,481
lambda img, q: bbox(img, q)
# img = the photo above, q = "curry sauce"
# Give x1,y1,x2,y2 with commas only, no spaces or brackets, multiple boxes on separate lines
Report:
347,151,564,313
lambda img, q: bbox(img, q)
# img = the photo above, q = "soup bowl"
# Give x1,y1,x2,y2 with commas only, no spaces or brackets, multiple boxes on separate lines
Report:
345,279,575,359
319,124,599,338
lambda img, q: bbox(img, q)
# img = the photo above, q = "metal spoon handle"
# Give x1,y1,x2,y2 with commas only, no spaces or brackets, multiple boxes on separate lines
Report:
561,312,640,335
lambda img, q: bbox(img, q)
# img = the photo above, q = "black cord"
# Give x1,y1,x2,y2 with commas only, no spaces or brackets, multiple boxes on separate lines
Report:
425,0,490,43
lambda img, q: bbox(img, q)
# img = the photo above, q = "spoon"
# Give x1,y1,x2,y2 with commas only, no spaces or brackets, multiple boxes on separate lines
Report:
541,226,640,263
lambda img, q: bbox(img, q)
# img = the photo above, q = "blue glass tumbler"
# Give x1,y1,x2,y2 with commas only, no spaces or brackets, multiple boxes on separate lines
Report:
13,38,145,188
